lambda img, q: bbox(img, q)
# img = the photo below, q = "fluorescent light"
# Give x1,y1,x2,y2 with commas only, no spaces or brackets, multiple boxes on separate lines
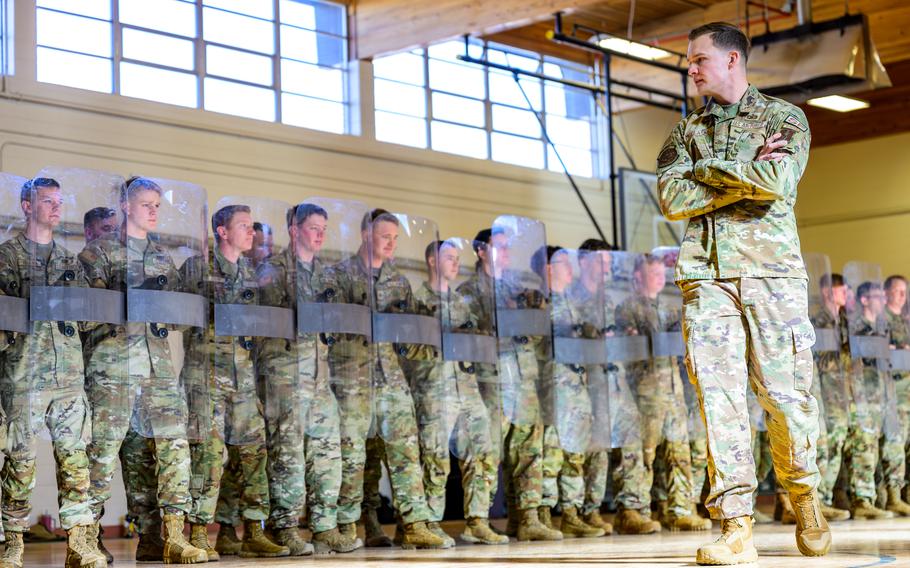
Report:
807,95,870,112
596,36,672,61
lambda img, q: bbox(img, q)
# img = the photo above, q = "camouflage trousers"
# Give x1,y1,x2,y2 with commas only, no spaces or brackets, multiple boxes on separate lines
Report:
689,437,708,505
304,379,343,533
898,378,910,489
817,412,848,506
582,450,609,515
0,385,92,532
86,372,191,526
352,367,430,525
750,428,772,509
878,384,906,491
215,446,242,526
845,407,879,501
680,278,821,519
539,425,586,510
412,368,498,521
541,425,560,508
260,373,307,530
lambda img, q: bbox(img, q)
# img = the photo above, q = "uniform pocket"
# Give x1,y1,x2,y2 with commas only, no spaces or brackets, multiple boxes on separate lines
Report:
790,318,816,392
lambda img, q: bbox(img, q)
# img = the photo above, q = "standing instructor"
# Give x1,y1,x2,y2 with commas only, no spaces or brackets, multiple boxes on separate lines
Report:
657,22,830,565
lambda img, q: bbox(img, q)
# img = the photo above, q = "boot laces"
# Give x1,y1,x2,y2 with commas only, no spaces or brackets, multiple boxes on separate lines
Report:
795,497,819,529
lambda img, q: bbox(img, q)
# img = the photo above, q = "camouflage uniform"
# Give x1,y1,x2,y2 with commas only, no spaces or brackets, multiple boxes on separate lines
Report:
181,248,269,526
327,255,430,525
257,247,343,533
214,446,243,527
681,365,708,506
885,308,910,492
616,293,693,518
402,282,498,521
657,84,820,519
0,233,93,533
80,234,193,530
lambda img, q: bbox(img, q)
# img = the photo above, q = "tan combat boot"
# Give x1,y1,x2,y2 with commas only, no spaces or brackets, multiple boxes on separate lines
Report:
852,498,895,520
665,509,713,532
582,509,613,535
654,500,670,526
791,493,831,557
91,523,114,565
538,506,556,530
271,527,312,556
559,506,605,538
885,487,910,517
65,524,107,568
188,524,219,562
752,507,773,524
135,520,165,562
426,522,455,548
312,527,363,554
614,508,661,535
214,524,241,556
361,509,392,547
460,517,509,545
0,532,24,568
240,521,290,558
516,508,563,541
162,514,207,564
820,502,851,522
775,493,796,525
399,521,447,549
695,516,758,565
338,522,357,540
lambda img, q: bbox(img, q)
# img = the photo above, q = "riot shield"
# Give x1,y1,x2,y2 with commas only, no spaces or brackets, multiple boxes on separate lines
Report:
490,215,551,427
843,261,890,436
203,196,293,446
603,251,649,449
551,248,609,454
26,167,127,442
0,173,29,339
121,176,208,442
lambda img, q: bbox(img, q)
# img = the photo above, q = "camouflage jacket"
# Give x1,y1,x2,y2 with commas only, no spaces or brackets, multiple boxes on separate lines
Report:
456,268,498,381
79,233,182,379
886,307,910,380
850,313,890,377
615,292,680,377
401,281,462,387
0,232,87,391
657,84,810,281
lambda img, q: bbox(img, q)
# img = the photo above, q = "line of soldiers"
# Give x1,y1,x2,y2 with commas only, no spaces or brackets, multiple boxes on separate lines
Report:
2,168,909,568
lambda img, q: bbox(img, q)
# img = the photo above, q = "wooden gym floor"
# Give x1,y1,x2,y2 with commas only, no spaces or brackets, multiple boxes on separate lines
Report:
22,513,910,567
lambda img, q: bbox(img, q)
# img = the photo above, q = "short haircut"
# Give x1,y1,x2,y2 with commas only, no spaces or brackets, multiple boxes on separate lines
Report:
885,275,908,291
633,253,663,274
424,239,457,263
84,206,116,226
286,203,328,230
253,221,273,235
360,208,398,231
856,281,882,301
120,176,161,204
688,22,751,63
20,177,60,204
579,238,615,252
212,204,251,241
530,245,557,281
472,227,507,254
819,273,845,289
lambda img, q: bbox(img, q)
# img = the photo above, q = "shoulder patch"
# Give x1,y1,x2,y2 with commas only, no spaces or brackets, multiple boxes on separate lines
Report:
657,144,678,169
784,114,808,132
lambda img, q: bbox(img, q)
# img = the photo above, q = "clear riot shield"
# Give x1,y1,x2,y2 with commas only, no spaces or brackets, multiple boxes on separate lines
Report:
0,173,29,340
370,212,442,444
843,261,891,436
203,197,293,446
121,176,208,442
443,237,503,463
490,215,551,427
552,248,609,454
26,167,127,443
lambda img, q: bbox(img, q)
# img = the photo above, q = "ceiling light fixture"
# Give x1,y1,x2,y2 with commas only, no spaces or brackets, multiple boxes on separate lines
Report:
806,94,870,112
595,36,672,61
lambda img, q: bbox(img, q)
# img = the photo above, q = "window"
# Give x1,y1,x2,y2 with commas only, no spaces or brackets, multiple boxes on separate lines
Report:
1,0,13,75
35,0,349,134
372,40,600,177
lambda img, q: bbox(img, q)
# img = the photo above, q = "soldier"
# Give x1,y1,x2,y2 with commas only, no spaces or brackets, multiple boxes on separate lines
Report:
80,177,208,564
179,203,290,558
658,22,829,564
883,275,910,515
327,208,445,549
83,207,118,244
405,239,507,545
256,202,362,554
615,254,710,532
0,176,106,568
246,222,274,268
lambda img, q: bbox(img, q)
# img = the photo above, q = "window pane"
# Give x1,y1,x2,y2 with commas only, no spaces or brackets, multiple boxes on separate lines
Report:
204,0,273,20
280,26,344,67
282,93,344,133
281,59,343,101
548,145,593,178
38,0,111,20
492,105,540,138
432,92,484,128
204,77,276,121
428,59,484,99
431,121,487,160
376,111,426,149
491,132,544,169
489,72,541,111
487,48,539,72
546,115,591,149
37,47,112,92
203,7,274,54
281,0,345,36
121,62,197,107
122,28,194,71
372,51,424,86
37,9,111,57
120,0,197,38
427,39,482,61
374,79,425,118
545,83,593,119
207,45,272,86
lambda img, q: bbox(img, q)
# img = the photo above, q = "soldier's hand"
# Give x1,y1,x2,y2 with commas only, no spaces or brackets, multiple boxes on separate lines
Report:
756,133,788,162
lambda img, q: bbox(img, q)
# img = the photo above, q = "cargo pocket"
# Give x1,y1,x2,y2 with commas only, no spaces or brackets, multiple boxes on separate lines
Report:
790,318,816,393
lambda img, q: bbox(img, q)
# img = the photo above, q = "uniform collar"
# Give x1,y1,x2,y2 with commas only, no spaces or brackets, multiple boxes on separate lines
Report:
705,84,760,120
